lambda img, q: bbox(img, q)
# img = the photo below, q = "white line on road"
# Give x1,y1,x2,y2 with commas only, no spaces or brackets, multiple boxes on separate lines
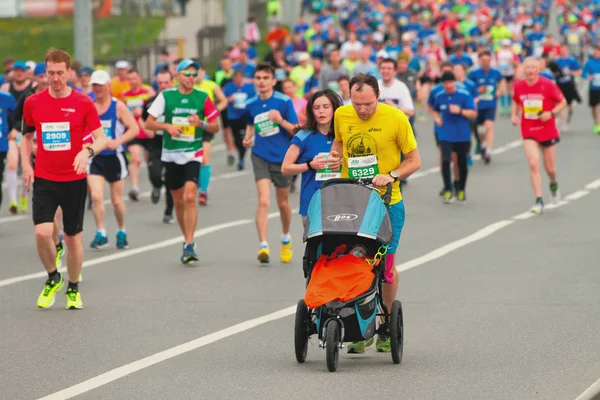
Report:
0,209,296,289
574,376,600,400
36,177,600,400
0,139,525,284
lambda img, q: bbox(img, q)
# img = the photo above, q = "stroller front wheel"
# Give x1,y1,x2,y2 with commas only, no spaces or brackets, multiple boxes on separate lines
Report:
390,300,404,364
325,320,340,372
294,299,309,363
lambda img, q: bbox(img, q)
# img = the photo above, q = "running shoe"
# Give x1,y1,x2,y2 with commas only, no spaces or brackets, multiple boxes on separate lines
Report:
128,188,140,202
37,274,64,309
467,154,473,167
347,337,374,354
227,153,235,166
237,160,245,171
19,196,28,213
180,243,199,264
65,287,83,309
280,240,293,263
163,214,175,224
594,124,600,135
55,240,65,269
443,191,454,204
257,246,270,264
530,199,544,214
116,230,129,250
151,187,161,204
482,148,491,164
376,334,391,352
90,232,108,249
8,201,17,215
550,183,561,203
198,191,208,206
457,190,466,203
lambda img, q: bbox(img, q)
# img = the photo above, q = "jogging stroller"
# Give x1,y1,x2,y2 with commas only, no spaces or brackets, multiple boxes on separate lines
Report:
294,178,404,372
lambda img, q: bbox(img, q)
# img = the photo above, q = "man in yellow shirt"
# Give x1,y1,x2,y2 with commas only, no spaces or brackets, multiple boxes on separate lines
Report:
329,73,421,353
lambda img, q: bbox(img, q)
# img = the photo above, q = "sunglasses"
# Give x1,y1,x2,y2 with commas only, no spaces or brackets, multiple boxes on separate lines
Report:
181,71,198,77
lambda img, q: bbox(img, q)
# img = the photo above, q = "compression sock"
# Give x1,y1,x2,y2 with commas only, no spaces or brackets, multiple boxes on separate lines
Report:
199,165,211,193
500,94,507,110
6,170,17,203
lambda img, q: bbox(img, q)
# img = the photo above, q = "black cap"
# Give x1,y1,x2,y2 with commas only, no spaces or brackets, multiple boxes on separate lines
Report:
441,71,456,82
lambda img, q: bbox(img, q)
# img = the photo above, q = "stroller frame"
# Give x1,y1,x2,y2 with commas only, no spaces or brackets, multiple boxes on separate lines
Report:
294,178,404,372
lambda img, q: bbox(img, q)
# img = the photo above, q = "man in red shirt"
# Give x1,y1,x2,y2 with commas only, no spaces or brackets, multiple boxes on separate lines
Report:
21,48,108,310
512,57,567,214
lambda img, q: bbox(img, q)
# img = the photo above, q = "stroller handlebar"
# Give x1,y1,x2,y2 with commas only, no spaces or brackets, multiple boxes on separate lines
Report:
319,178,393,207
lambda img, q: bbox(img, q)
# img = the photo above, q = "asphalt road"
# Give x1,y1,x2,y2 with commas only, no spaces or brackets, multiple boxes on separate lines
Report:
1,98,599,400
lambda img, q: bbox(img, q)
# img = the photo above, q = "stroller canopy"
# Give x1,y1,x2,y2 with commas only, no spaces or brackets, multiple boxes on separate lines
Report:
304,183,393,244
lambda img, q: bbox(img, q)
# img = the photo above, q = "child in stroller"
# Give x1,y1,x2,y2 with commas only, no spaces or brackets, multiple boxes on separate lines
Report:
294,178,404,372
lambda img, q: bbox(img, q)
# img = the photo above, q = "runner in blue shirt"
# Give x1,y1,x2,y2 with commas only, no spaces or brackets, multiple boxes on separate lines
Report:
431,71,477,204
582,45,600,134
243,63,299,265
428,61,464,195
223,69,256,170
449,46,474,69
468,51,505,164
281,89,342,222
550,45,581,131
0,90,17,210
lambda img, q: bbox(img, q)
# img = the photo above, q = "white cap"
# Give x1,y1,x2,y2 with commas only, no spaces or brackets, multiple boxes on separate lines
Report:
90,70,111,85
373,32,384,43
501,38,511,46
297,52,310,62
25,61,36,71
401,32,413,42
115,60,130,69
376,50,389,59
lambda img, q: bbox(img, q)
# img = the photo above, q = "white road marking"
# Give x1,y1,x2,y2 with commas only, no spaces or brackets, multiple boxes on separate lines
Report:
36,178,600,400
0,139,526,285
585,179,600,190
574,376,600,400
565,190,589,201
0,209,296,289
0,215,29,225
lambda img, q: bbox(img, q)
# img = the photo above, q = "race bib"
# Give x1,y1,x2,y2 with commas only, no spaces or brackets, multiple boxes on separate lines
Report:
523,99,543,120
567,34,579,45
232,92,248,109
254,112,280,137
315,152,341,181
480,85,495,101
347,155,379,179
172,116,195,142
101,119,112,137
327,81,340,93
593,74,600,87
126,98,144,110
41,122,71,151
274,68,287,80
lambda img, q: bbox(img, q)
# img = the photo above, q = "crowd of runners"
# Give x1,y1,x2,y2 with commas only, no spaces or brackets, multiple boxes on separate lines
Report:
0,0,597,346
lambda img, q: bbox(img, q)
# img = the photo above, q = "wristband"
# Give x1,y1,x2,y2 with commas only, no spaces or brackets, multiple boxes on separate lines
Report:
200,120,208,129
306,160,314,171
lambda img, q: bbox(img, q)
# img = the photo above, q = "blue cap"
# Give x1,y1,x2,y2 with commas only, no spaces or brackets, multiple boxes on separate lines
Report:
34,63,46,76
13,60,28,70
79,66,93,76
176,59,200,72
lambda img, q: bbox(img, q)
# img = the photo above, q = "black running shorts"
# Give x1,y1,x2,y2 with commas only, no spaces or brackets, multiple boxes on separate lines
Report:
32,177,87,236
164,161,200,190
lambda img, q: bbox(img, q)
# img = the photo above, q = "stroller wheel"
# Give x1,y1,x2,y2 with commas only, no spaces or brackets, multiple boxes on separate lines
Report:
325,320,340,372
390,300,404,364
294,299,309,363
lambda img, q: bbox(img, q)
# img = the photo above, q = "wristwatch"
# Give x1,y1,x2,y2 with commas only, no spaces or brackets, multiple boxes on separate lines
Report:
87,147,95,157
389,170,399,182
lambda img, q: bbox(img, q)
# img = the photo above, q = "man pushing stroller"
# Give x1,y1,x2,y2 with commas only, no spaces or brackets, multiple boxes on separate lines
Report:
327,73,421,353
